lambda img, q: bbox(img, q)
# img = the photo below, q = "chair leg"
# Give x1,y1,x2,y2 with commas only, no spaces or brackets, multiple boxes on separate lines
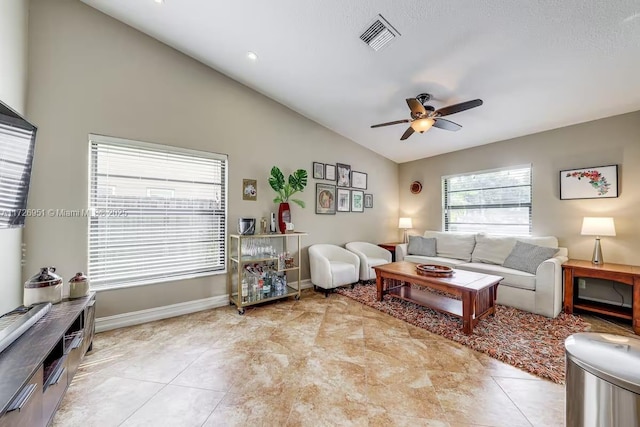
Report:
324,290,329,298
351,283,355,289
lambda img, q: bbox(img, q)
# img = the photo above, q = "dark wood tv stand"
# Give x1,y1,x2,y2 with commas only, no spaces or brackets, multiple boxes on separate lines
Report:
0,293,95,426
563,259,640,334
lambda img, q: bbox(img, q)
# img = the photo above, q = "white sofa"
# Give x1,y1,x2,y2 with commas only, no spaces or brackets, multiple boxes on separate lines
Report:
396,231,568,318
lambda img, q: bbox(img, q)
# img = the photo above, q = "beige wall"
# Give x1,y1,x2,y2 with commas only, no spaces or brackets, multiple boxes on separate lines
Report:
0,0,29,314
25,0,399,317
399,111,640,266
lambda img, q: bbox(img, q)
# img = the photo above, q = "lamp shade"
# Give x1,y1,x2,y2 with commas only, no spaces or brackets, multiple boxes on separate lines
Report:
398,217,413,229
581,217,616,236
410,118,434,133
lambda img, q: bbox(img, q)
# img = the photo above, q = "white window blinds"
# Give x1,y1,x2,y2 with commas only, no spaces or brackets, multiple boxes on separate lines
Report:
88,135,227,289
0,114,36,228
443,165,532,236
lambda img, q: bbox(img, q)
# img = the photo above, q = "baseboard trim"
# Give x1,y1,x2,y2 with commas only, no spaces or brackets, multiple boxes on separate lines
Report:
96,279,313,332
95,295,229,332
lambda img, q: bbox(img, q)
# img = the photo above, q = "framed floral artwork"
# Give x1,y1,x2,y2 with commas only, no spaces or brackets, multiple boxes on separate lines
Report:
315,183,336,214
560,165,618,200
242,179,257,201
336,163,351,188
337,188,350,212
351,190,364,212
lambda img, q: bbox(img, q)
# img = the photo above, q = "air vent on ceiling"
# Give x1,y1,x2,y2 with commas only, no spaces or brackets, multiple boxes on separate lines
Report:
360,14,401,51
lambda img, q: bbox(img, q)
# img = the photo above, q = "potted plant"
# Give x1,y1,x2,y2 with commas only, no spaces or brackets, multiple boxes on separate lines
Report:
268,166,307,233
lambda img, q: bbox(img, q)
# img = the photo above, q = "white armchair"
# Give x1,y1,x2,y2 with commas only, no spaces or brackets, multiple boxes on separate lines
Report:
345,242,392,281
308,244,360,297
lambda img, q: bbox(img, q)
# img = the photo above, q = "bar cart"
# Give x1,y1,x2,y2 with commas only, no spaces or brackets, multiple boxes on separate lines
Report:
227,232,306,314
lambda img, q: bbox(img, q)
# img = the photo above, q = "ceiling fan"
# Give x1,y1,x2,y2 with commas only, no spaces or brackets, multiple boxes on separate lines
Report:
370,93,483,141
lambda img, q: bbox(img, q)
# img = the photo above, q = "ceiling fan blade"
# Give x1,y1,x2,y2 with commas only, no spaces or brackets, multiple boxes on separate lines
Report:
400,126,414,140
370,119,411,128
406,98,426,116
433,118,462,131
435,99,483,117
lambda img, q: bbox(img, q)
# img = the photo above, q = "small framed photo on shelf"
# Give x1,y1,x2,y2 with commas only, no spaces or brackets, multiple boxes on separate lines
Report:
351,190,364,212
337,188,350,212
336,163,351,188
560,164,618,200
364,193,373,208
312,162,324,179
324,164,336,182
315,183,336,215
351,171,367,190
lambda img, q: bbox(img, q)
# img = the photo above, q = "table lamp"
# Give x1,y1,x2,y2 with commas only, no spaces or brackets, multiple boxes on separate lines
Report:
581,217,616,265
398,217,413,244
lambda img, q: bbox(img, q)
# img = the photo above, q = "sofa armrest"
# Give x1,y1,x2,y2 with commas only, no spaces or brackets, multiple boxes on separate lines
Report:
396,243,408,261
534,255,568,318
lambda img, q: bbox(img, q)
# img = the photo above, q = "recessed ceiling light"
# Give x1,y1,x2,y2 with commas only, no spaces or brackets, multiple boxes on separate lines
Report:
154,0,164,4
246,51,258,61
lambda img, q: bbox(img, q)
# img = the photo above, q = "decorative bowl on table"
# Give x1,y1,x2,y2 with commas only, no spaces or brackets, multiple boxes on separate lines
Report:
416,264,454,277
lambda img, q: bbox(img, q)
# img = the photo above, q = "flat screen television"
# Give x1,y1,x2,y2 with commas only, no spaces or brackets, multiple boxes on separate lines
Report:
0,100,37,228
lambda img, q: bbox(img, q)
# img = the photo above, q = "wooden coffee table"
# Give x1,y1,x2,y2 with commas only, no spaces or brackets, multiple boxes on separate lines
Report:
374,261,503,335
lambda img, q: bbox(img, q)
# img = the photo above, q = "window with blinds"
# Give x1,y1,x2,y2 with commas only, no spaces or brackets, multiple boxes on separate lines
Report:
0,107,36,228
88,135,227,289
442,165,532,235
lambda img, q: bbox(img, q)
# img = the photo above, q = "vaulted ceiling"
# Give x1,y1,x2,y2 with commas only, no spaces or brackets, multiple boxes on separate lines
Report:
81,0,640,163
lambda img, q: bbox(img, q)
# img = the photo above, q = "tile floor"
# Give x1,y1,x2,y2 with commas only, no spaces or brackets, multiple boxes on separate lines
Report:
52,289,634,427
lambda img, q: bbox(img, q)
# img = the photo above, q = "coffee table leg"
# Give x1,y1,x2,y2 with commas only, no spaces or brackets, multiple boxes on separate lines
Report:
462,292,474,335
376,272,383,301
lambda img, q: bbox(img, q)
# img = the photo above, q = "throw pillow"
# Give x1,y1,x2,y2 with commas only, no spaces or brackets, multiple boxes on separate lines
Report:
407,236,437,257
502,241,558,274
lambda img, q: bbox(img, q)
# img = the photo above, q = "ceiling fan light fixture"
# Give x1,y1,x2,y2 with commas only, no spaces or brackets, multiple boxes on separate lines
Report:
411,118,434,133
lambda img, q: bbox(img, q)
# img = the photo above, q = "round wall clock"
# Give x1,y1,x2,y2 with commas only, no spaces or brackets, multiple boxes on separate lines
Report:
410,181,422,194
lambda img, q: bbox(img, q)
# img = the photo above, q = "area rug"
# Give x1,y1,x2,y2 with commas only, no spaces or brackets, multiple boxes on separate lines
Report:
336,284,590,383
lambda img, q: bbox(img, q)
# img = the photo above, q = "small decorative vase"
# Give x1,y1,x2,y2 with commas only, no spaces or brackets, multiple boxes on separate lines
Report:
278,202,291,234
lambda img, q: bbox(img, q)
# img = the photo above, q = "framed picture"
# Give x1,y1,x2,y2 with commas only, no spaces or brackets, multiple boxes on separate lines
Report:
337,188,350,212
560,164,619,200
242,179,257,201
325,164,336,182
315,183,336,214
364,193,373,208
336,163,351,188
312,162,324,179
351,190,364,212
351,171,367,189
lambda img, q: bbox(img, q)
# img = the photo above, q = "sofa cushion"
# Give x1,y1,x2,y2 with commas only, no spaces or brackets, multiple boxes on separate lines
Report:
502,241,558,274
458,263,536,291
472,233,559,265
403,255,467,268
404,255,465,267
407,236,436,257
423,231,476,262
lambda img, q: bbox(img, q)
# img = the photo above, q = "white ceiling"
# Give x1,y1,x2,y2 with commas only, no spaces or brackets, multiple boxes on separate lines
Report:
81,0,640,163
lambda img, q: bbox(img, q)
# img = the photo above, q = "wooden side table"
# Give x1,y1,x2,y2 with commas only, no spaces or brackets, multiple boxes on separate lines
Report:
378,242,403,262
562,259,640,334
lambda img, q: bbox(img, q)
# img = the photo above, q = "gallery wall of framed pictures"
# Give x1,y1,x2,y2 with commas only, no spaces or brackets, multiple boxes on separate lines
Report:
311,161,373,214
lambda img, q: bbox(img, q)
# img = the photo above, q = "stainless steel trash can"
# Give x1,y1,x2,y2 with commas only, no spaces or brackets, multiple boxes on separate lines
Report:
565,332,640,426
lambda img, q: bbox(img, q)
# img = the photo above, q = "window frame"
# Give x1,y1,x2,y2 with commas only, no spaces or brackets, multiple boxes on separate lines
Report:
88,134,228,291
442,164,532,236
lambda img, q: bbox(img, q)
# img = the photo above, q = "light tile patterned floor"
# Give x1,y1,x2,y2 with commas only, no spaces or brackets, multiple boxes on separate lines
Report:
52,289,631,427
